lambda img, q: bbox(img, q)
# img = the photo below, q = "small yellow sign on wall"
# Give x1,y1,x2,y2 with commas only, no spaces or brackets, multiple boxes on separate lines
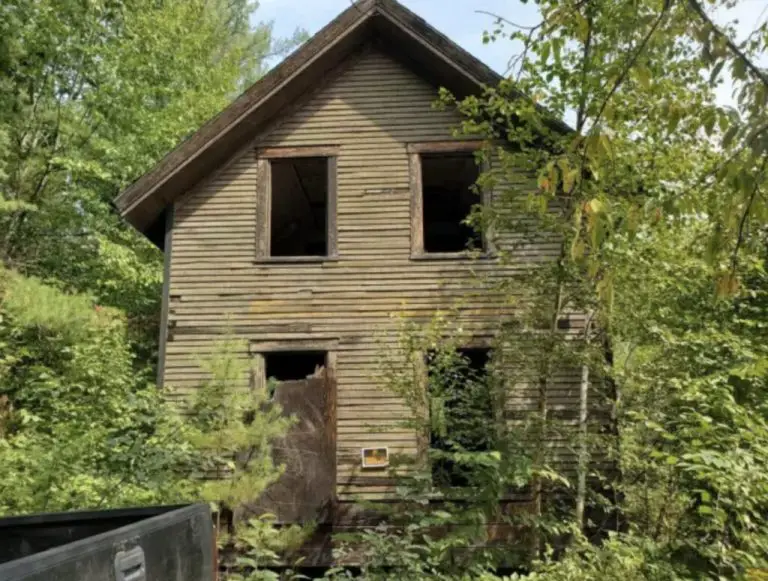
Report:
361,447,389,469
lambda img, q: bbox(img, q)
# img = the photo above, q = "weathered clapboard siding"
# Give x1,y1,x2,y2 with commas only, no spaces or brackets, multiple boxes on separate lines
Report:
166,47,588,501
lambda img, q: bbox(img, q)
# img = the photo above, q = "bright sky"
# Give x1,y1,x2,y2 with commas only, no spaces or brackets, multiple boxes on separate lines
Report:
257,0,537,75
255,0,767,108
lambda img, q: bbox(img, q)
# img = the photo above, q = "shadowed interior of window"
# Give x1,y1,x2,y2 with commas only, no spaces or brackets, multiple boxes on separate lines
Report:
265,351,327,382
421,152,482,253
270,157,328,257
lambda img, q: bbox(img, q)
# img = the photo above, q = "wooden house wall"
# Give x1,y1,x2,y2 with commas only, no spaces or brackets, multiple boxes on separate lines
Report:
164,47,600,502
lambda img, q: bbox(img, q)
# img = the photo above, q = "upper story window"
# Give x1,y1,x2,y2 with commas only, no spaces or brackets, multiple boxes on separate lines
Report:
408,142,488,258
422,152,481,253
256,147,338,261
271,157,328,257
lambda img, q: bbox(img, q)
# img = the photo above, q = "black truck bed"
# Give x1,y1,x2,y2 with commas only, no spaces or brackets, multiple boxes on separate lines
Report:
0,503,214,581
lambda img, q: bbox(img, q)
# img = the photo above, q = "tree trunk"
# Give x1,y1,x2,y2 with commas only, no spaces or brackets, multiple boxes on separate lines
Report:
575,362,590,528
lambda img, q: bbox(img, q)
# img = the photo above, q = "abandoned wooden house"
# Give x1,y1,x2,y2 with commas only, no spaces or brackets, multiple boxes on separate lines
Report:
115,0,594,536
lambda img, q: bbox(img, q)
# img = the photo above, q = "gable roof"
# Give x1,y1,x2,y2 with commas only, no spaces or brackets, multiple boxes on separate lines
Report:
114,0,565,234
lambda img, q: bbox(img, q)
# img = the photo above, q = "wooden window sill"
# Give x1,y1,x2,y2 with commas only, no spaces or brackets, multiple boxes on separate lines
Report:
410,252,495,262
254,256,339,265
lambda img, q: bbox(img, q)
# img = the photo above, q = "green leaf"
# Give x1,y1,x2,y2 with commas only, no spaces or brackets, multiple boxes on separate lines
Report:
732,57,747,81
703,110,716,136
575,13,590,41
710,60,725,85
667,106,682,132
722,124,739,149
635,65,652,90
563,168,579,193
587,198,604,214
540,41,551,63
599,134,613,158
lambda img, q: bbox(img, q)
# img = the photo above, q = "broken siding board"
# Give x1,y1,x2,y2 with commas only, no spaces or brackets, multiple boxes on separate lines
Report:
166,48,579,499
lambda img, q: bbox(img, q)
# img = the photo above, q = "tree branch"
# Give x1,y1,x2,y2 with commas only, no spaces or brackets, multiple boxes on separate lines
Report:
676,124,768,202
730,157,766,273
576,5,595,133
475,10,542,31
591,0,672,132
510,24,541,80
687,0,768,88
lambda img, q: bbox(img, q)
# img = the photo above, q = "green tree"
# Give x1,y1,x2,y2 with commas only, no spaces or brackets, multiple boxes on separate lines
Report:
0,0,307,541
0,0,305,514
185,338,309,580
0,265,196,514
442,0,768,576
0,0,305,377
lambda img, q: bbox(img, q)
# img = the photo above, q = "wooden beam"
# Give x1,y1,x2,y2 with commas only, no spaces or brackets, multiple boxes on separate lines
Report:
249,339,341,353
257,146,341,159
406,140,484,154
481,157,496,255
157,206,174,388
327,156,339,258
254,256,339,264
255,158,270,259
408,152,424,256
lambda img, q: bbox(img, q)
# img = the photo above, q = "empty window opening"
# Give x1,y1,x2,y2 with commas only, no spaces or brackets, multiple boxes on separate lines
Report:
270,157,328,257
458,347,491,377
265,351,327,382
427,347,493,487
421,152,482,253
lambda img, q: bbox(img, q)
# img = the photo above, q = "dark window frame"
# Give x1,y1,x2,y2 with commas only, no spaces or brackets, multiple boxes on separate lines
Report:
255,146,339,263
249,342,337,394
408,141,492,260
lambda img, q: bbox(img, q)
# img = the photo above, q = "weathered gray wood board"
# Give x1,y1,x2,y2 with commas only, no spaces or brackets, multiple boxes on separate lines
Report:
256,372,336,523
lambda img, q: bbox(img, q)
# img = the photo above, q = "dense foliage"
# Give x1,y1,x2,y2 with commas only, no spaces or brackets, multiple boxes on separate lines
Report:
0,0,303,365
0,0,304,514
0,266,195,513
